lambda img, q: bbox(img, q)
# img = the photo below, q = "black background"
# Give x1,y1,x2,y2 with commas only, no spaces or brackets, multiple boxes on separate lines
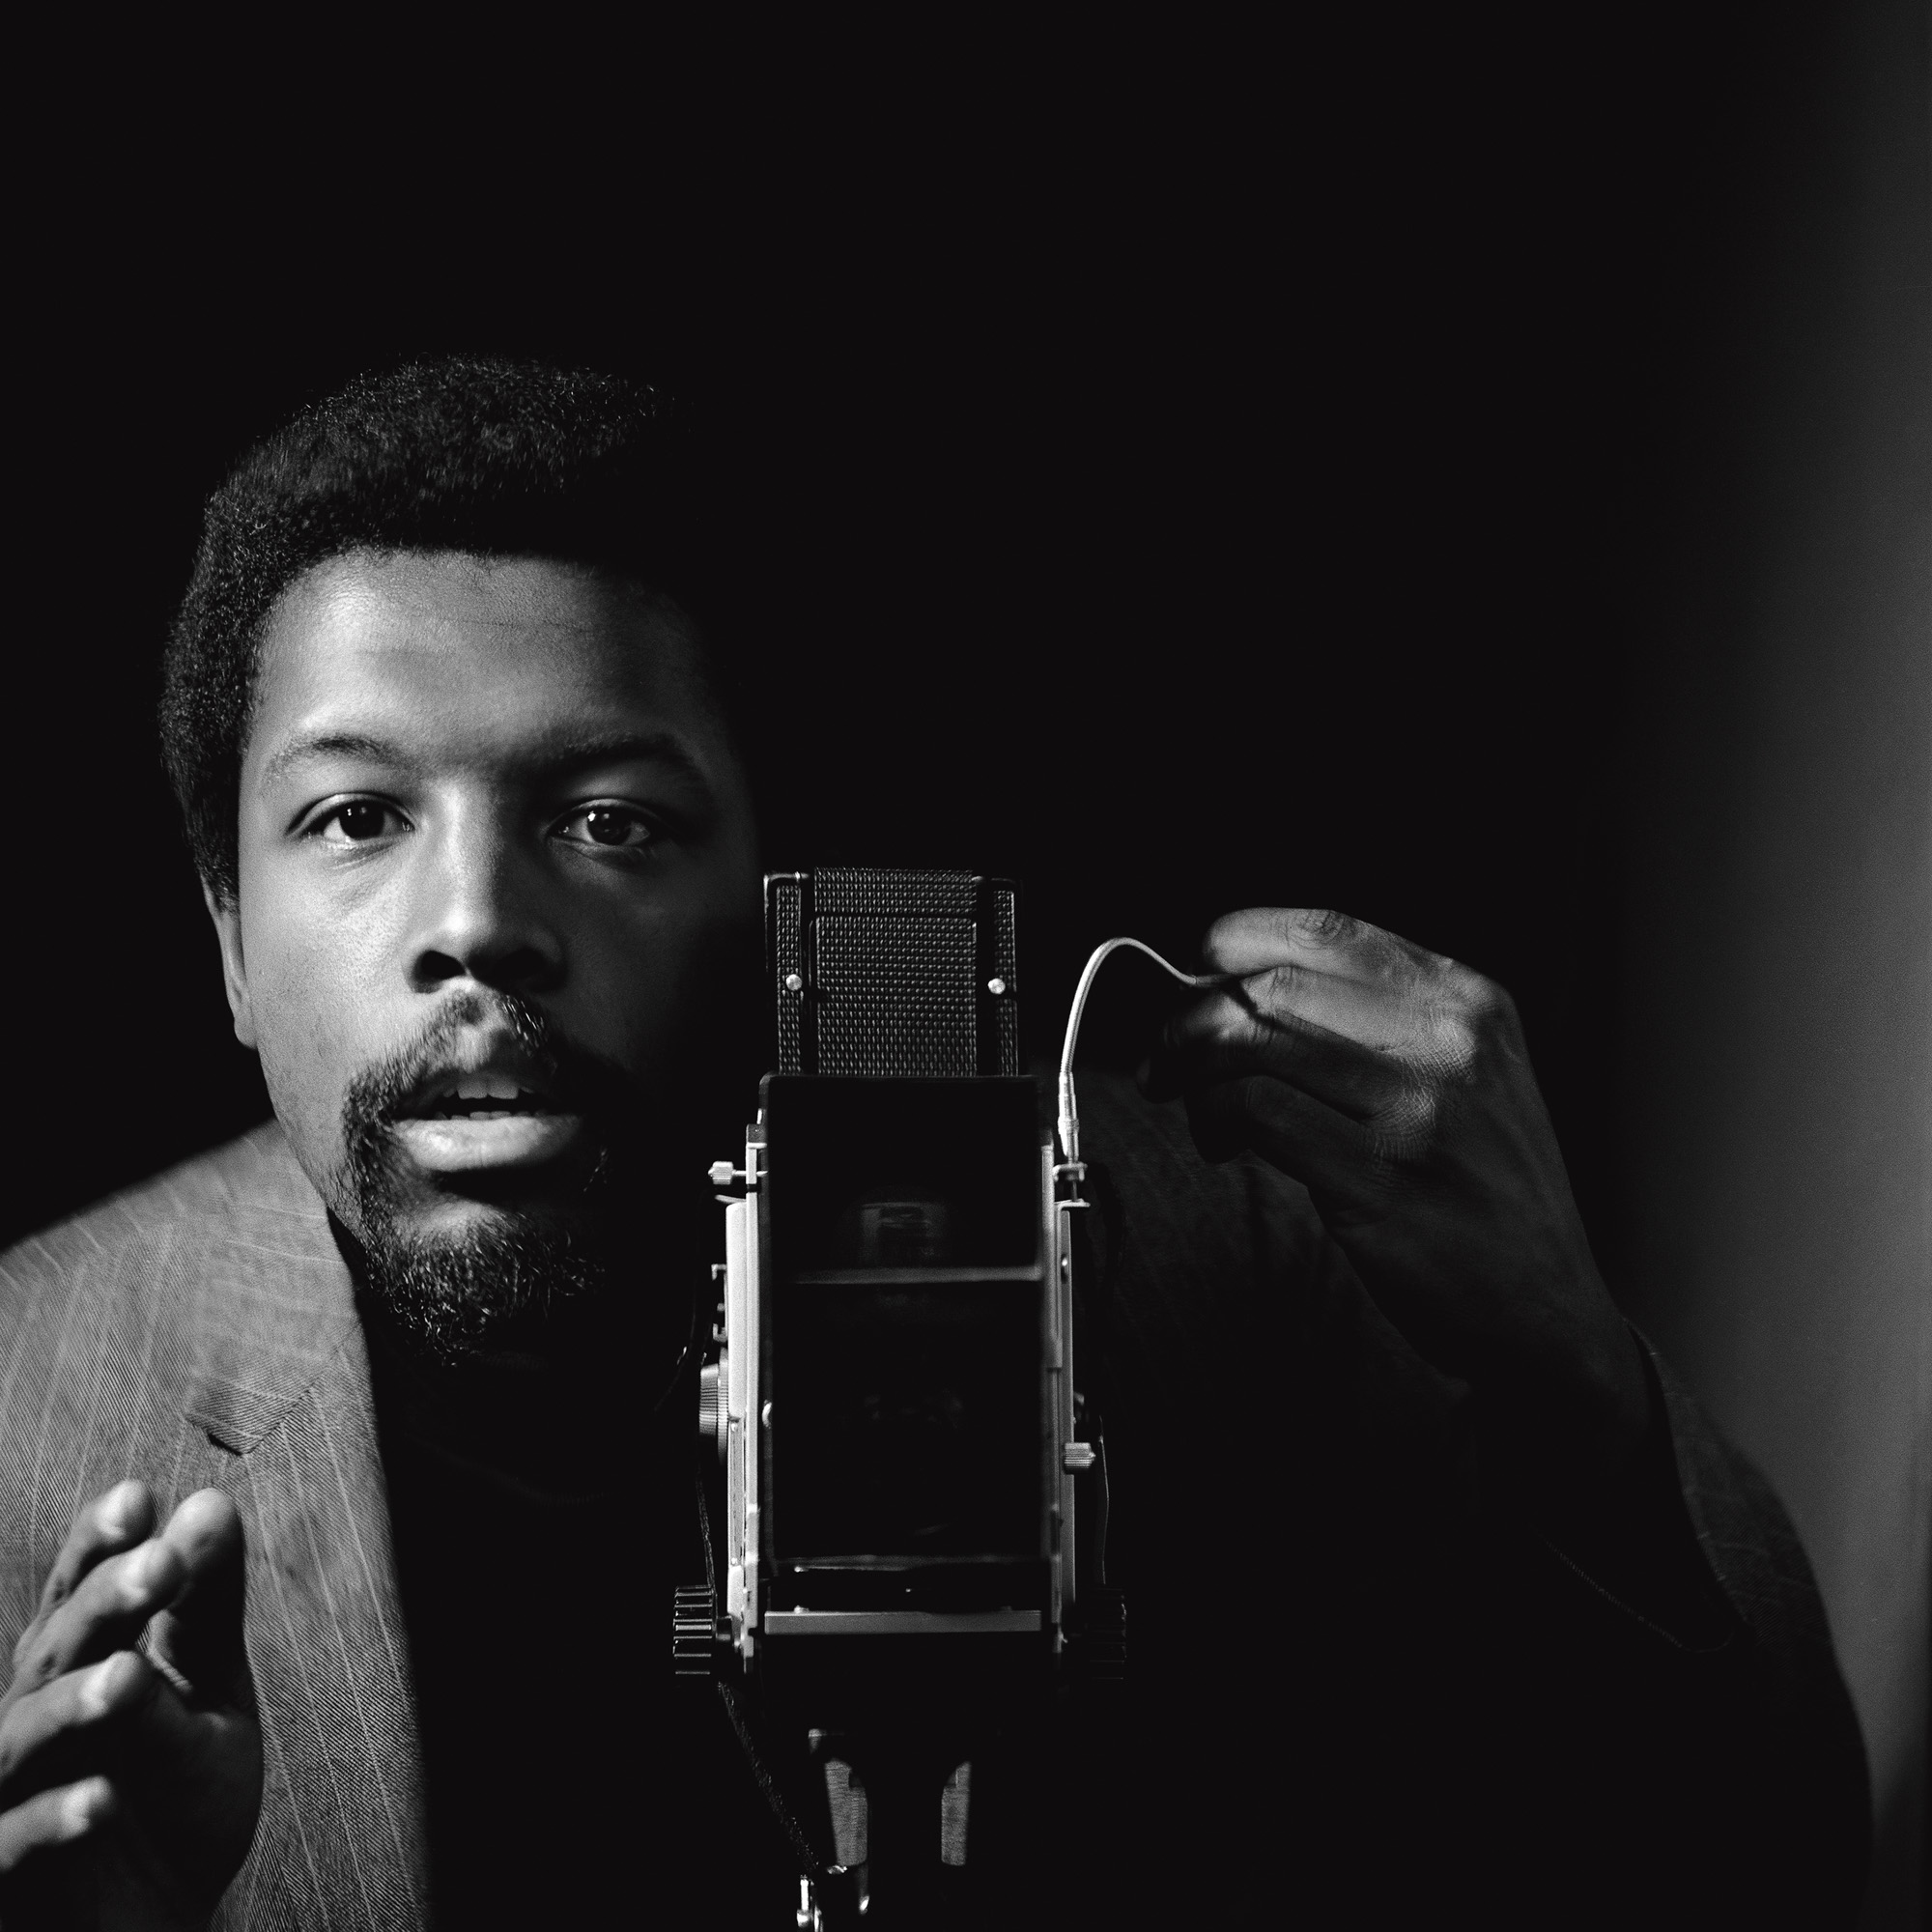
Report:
0,4,1853,1274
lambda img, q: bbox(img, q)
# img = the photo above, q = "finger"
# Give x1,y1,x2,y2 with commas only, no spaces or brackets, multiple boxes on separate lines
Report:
1183,1075,1367,1203
0,1653,152,1804
0,1774,116,1876
147,1492,247,1696
1200,908,1435,986
29,1482,155,1635
11,1542,184,1698
1186,963,1418,1052
1148,985,1407,1121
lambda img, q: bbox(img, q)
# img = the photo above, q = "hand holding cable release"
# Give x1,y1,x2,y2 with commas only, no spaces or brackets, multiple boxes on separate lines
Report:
1065,909,1652,1495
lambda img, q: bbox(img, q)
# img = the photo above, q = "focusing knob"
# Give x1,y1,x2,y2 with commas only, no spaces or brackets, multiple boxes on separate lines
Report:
697,1360,725,1464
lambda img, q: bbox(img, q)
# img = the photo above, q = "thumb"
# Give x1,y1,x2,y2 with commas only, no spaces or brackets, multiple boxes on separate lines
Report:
148,1490,250,1704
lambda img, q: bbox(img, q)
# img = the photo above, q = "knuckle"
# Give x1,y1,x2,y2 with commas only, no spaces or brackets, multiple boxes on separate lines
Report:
1430,1012,1481,1074
108,1650,155,1710
1296,907,1351,944
1449,961,1508,1019
1193,995,1255,1056
1226,998,1271,1046
80,1481,142,1548
1257,962,1304,1007
0,1683,60,1789
1234,1006,1293,1065
1415,967,1512,1072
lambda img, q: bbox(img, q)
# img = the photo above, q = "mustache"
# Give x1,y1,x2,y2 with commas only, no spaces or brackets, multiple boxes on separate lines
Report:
341,989,640,1142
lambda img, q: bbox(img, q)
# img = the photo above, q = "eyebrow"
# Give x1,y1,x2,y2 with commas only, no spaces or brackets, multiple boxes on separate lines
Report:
257,727,715,794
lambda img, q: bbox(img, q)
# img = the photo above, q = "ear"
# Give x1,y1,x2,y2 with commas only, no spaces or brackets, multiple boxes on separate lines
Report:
203,883,258,1050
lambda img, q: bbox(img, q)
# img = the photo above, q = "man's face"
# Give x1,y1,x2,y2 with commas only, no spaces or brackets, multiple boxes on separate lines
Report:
212,550,761,1330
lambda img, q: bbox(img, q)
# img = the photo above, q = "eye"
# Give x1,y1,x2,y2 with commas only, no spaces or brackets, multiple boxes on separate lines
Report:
554,804,658,851
314,800,405,845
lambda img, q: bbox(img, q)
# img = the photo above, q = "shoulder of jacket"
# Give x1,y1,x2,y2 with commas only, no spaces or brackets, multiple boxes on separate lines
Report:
0,1120,323,1321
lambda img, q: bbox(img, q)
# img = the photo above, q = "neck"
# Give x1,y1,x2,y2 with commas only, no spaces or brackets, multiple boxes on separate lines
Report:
339,1212,702,1499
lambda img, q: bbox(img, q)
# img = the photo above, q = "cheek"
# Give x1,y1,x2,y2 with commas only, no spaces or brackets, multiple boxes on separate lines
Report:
241,911,385,1165
561,894,753,1076
561,910,693,1069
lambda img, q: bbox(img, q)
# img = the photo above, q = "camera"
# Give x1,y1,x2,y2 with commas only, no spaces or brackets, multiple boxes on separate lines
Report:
677,867,1122,1923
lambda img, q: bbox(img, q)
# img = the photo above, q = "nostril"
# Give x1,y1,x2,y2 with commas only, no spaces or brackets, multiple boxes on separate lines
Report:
412,950,470,988
491,945,563,994
409,944,560,996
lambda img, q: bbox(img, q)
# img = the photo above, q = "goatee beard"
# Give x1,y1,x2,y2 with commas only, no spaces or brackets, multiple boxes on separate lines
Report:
353,1207,614,1368
336,990,653,1368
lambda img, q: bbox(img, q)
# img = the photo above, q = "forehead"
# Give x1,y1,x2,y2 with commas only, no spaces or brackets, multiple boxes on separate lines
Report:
246,551,719,773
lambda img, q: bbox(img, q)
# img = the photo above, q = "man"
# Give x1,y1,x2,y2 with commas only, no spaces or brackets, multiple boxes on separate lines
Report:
0,360,1869,1928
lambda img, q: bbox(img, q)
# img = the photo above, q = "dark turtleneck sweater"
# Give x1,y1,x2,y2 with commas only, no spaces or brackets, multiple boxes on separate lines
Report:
355,1251,803,1930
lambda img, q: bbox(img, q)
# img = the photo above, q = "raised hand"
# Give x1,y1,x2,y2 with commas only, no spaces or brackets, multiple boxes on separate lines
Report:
1145,907,1650,1492
0,1481,262,1930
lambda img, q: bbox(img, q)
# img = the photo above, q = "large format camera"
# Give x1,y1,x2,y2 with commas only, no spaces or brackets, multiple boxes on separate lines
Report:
676,867,1122,1926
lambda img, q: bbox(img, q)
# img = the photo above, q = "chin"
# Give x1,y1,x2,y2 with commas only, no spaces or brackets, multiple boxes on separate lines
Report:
402,1188,589,1246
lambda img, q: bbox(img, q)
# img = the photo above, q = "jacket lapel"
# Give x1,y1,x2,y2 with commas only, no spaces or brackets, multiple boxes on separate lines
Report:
176,1145,432,1930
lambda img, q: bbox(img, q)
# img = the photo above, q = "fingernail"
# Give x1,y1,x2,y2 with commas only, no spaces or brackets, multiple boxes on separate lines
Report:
124,1542,168,1597
79,1656,120,1718
99,1482,138,1533
63,1776,110,1835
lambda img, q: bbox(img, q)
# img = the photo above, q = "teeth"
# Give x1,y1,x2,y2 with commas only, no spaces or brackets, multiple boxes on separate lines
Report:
407,1072,554,1120
448,1072,533,1102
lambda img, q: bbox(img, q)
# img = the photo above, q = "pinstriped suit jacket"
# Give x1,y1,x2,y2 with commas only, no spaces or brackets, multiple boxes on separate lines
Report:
0,1122,428,1930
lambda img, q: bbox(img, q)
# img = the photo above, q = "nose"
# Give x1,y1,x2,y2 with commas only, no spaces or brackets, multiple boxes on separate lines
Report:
404,807,564,997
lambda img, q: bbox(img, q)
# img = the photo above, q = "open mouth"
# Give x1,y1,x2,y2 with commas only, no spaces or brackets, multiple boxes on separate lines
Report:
389,1053,583,1173
407,1072,556,1122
